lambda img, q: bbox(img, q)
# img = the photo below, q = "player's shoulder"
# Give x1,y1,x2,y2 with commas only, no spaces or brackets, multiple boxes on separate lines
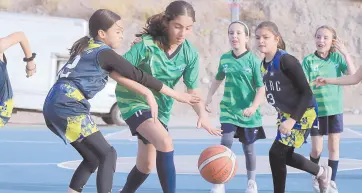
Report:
182,39,199,54
282,53,298,60
329,51,344,62
220,50,233,59
247,51,262,62
279,53,301,68
279,52,299,62
136,35,151,47
302,52,318,63
218,51,234,65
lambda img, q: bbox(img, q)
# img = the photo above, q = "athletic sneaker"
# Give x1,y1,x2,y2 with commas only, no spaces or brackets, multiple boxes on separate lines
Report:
329,181,339,193
317,165,332,193
312,176,320,193
210,184,225,193
245,180,258,193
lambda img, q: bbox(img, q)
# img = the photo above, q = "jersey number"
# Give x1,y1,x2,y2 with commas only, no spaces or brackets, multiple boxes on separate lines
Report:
58,55,81,78
266,93,275,105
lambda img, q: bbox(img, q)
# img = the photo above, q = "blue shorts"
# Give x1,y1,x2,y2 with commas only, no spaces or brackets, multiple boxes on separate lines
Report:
311,114,343,136
125,109,168,144
221,123,266,145
43,82,98,144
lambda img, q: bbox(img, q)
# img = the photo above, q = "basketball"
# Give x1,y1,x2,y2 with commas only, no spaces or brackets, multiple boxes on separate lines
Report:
197,145,238,184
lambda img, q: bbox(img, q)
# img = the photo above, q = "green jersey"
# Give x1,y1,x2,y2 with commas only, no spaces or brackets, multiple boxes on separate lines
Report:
215,51,264,128
115,35,199,125
302,51,348,117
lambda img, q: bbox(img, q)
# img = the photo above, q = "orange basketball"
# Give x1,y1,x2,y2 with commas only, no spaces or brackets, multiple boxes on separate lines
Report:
198,145,238,184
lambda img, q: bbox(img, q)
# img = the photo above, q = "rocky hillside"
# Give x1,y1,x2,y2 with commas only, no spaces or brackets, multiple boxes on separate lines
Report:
1,0,362,117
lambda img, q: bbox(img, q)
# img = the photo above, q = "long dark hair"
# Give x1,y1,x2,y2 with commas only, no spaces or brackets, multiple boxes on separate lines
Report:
255,21,286,50
136,0,196,51
69,9,121,60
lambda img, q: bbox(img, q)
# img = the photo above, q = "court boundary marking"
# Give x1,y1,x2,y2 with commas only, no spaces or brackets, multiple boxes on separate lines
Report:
56,156,362,175
1,139,362,145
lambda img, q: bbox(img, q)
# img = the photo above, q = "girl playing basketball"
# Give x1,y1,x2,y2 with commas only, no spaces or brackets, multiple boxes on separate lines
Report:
205,21,266,193
0,32,36,128
302,25,355,193
255,21,332,193
115,1,222,193
43,9,199,193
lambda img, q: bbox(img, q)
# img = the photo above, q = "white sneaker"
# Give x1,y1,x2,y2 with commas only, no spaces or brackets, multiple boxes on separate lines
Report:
245,180,258,193
312,176,320,193
317,165,332,193
210,184,225,193
329,181,339,193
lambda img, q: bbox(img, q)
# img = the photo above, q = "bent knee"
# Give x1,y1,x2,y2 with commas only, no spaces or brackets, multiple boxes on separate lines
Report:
328,145,339,154
83,158,99,173
136,160,155,174
155,136,173,152
311,146,323,156
107,146,117,161
100,146,117,171
221,136,233,149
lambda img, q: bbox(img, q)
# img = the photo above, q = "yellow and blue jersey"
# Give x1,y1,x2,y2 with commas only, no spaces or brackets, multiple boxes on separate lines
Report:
57,40,111,100
43,40,111,144
261,50,318,148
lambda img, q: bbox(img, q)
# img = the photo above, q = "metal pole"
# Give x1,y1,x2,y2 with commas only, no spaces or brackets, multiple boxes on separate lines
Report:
230,0,240,22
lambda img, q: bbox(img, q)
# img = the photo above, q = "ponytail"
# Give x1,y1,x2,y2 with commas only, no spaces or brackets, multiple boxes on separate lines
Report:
136,13,170,50
69,36,90,60
277,36,286,50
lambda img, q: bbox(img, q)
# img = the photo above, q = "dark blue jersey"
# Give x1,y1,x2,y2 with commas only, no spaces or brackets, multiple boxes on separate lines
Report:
57,40,110,99
261,50,314,121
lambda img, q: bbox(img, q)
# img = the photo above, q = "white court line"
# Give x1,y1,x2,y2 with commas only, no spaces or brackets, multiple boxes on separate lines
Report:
57,156,362,175
0,140,59,144
345,127,362,137
104,140,362,145
104,129,129,139
1,139,362,145
0,163,58,166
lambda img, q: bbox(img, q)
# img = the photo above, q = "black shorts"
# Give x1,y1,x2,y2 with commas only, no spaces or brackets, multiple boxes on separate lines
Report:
311,114,343,136
221,123,266,145
125,109,168,144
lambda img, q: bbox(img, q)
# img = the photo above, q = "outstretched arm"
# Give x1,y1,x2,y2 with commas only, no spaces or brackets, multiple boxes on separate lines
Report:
109,71,159,123
187,88,222,136
99,50,200,105
321,67,362,86
0,32,33,59
0,32,36,77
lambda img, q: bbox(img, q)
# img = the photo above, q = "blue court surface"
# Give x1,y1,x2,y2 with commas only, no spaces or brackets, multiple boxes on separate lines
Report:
0,124,362,193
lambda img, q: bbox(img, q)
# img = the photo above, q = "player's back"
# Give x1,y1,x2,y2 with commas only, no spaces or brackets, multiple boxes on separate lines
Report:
57,41,111,100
